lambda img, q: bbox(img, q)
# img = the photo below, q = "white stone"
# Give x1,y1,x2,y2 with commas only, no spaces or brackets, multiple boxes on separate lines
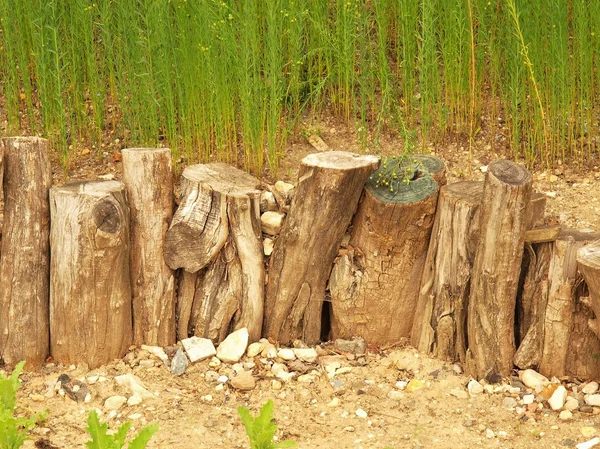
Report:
548,386,568,410
522,394,535,405
387,390,406,400
277,348,296,361
274,181,294,197
127,394,143,406
114,374,154,400
583,382,600,395
327,397,340,407
217,375,229,384
247,342,264,358
140,345,169,365
260,191,278,213
559,410,573,420
294,348,318,363
519,369,550,389
216,328,249,363
271,363,288,376
486,429,495,439
263,238,274,256
450,388,469,399
181,336,216,363
577,437,600,449
276,371,295,382
104,396,127,411
565,396,580,411
271,380,282,390
261,211,286,236
468,379,484,396
355,409,368,419
585,394,600,406
297,374,315,383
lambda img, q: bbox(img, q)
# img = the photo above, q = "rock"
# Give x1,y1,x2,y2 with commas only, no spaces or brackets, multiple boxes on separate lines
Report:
519,369,550,390
294,348,318,363
271,363,288,376
274,181,295,201
467,380,484,396
334,338,366,355
297,374,316,383
585,394,600,407
127,394,143,406
450,388,469,399
387,390,406,400
271,380,282,390
582,427,597,438
104,395,127,411
549,386,568,410
138,360,155,368
287,360,310,374
503,397,518,409
560,410,573,420
327,397,340,407
486,429,495,439
260,191,277,213
565,397,580,411
578,438,600,449
583,382,600,395
114,374,154,400
208,357,221,368
141,345,169,365
277,348,296,361
217,328,249,363
205,370,219,382
170,348,188,376
230,371,256,391
395,380,408,390
276,371,295,382
247,342,265,358
217,375,229,384
181,336,216,363
406,379,426,392
523,394,535,405
355,408,368,419
263,238,274,256
261,211,286,236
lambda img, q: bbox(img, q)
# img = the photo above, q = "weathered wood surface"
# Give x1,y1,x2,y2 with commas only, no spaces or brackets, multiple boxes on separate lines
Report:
265,151,379,345
0,137,52,370
329,155,443,345
578,239,600,339
169,164,264,342
410,181,482,361
50,181,132,369
122,148,176,347
466,160,532,379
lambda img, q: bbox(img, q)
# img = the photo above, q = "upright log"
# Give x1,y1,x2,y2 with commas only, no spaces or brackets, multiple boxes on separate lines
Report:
166,164,264,342
50,181,132,369
122,148,176,347
410,181,483,361
465,160,532,379
578,239,600,339
265,151,379,345
0,137,52,369
329,155,443,345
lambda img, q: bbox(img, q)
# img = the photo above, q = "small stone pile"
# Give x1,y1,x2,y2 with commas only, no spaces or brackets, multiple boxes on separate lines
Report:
260,181,294,256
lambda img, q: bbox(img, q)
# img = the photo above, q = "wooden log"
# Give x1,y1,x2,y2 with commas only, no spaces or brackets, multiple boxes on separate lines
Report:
527,192,547,229
265,151,379,345
0,137,52,369
122,148,176,347
176,270,197,341
577,239,600,339
50,181,132,369
465,160,532,379
410,181,483,362
329,155,443,345
169,164,264,342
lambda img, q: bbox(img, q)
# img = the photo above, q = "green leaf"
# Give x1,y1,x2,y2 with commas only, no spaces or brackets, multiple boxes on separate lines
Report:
85,410,114,449
238,401,296,449
127,424,159,449
273,440,297,448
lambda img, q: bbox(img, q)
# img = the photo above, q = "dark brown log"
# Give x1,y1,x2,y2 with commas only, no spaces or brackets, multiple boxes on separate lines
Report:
410,181,482,361
465,160,532,379
577,239,600,339
50,181,132,369
329,156,443,345
122,148,176,347
265,151,379,345
0,137,52,370
169,164,264,342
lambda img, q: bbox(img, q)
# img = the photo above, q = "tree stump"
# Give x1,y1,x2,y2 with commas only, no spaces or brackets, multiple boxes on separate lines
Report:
329,155,444,345
166,164,264,342
50,181,132,369
122,148,176,347
578,239,600,339
265,151,380,345
0,137,52,369
465,160,532,379
410,181,483,361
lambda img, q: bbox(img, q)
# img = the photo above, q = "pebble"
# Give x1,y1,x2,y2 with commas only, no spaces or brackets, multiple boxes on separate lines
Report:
205,371,220,382
577,438,600,449
247,342,265,358
503,397,518,409
271,380,282,390
387,390,405,400
217,375,229,384
138,360,155,369
406,379,426,392
549,385,568,410
260,191,277,213
559,410,573,420
104,395,127,411
170,348,188,376
585,394,600,407
395,381,408,390
114,374,154,400
208,357,221,368
355,409,368,419
519,369,550,390
277,348,296,361
583,382,600,395
263,238,274,256
261,211,286,236
486,429,495,439
87,375,99,385
216,328,249,363
181,336,217,363
294,348,318,363
334,338,367,355
523,394,535,405
327,397,340,407
467,379,484,396
582,427,597,438
230,371,256,391
565,397,580,411
450,388,469,399
140,345,169,365
274,181,295,199
127,394,143,406
297,374,315,383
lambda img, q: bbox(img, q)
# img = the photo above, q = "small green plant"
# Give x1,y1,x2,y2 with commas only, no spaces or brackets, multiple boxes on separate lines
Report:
238,400,297,449
0,361,47,449
85,410,158,449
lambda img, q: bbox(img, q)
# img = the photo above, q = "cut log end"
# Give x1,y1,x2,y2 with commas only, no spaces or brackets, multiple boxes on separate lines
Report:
578,240,600,270
489,159,532,186
301,151,379,170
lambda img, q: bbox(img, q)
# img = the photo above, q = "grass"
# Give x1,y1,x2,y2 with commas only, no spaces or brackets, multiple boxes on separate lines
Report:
0,0,599,174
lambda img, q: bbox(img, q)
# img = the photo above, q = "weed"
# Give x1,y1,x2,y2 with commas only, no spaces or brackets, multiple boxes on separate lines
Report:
238,400,296,449
85,410,158,449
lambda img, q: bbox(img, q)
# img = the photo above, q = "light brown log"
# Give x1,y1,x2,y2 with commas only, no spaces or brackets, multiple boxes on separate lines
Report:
410,181,482,362
329,155,443,345
265,151,380,345
169,164,264,342
465,160,532,379
50,181,132,369
524,225,561,243
122,148,176,347
527,192,547,229
176,270,197,341
0,137,52,370
577,239,600,339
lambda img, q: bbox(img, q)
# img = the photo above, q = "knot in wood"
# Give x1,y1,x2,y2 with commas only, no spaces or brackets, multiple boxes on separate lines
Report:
92,199,121,234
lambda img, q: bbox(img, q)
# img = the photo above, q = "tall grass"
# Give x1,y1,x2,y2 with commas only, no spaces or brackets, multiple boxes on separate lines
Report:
0,0,599,173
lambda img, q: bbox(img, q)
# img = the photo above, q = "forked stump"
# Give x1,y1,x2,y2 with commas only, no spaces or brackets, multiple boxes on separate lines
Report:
578,239,600,340
50,181,132,369
265,151,379,345
122,148,176,347
0,137,52,369
329,155,444,345
466,160,532,379
410,181,483,361
166,164,264,342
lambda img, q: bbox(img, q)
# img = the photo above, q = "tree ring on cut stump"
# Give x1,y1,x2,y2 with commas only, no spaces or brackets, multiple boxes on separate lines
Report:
489,159,532,185
93,200,121,233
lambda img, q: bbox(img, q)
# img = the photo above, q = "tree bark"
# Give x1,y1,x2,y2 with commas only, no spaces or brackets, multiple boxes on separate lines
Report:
168,164,264,342
410,181,483,361
265,151,380,345
122,148,176,347
49,181,132,369
465,160,532,379
578,239,600,339
329,155,443,345
0,137,52,370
